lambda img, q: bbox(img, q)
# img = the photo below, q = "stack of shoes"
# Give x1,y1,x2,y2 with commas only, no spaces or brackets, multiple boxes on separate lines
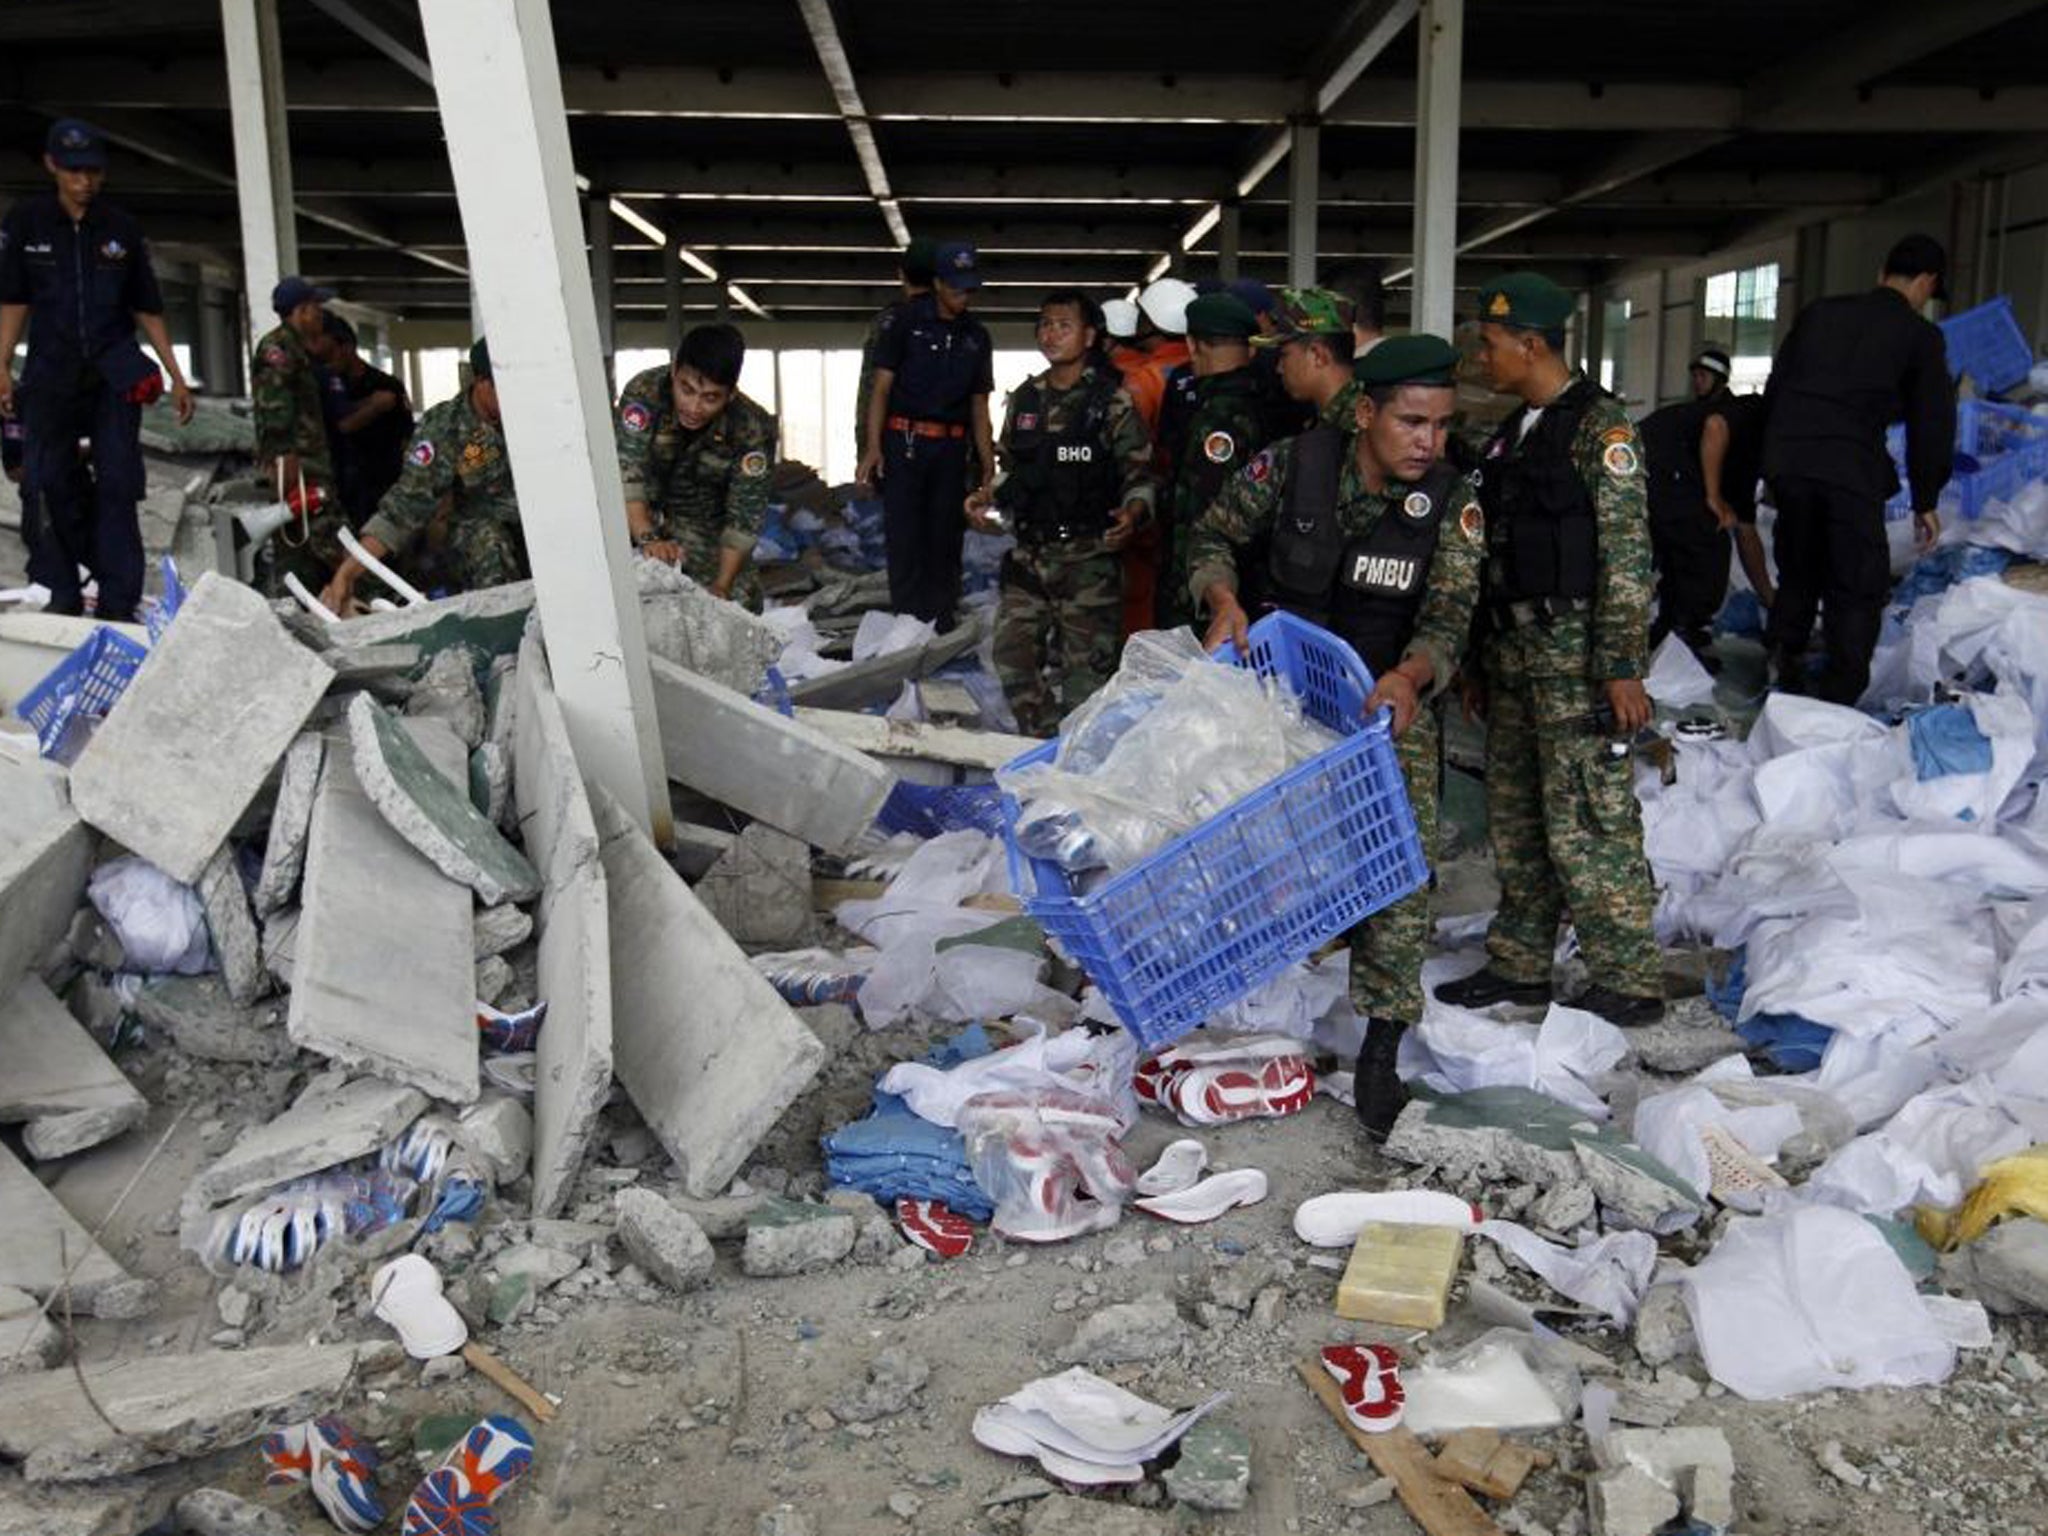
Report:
400,1416,535,1536
1320,1344,1406,1433
1135,1034,1315,1127
972,1368,1230,1486
262,1417,385,1532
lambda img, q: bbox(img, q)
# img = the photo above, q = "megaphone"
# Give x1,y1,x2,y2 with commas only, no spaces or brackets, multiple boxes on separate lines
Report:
235,499,298,546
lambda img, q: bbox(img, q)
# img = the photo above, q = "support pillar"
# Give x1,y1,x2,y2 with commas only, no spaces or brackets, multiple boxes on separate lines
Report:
587,194,616,394
1286,118,1320,289
196,284,242,395
1217,201,1242,283
219,0,297,347
1410,0,1464,338
418,0,670,843
662,231,684,357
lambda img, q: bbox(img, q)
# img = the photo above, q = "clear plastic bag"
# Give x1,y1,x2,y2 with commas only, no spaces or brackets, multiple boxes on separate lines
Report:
957,1086,1136,1243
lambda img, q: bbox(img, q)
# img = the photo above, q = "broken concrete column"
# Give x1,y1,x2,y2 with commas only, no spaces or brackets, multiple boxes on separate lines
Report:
0,1341,385,1482
289,726,479,1104
0,1143,145,1317
647,653,892,855
187,1076,426,1209
252,732,325,917
196,843,268,1006
69,572,334,884
347,696,538,905
0,976,147,1160
511,634,612,1218
592,784,826,1199
693,821,816,949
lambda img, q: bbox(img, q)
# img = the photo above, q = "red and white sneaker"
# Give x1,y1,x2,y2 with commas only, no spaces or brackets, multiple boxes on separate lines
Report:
895,1198,975,1258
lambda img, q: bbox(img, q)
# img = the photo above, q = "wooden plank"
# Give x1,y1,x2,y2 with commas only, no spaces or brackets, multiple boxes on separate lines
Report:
1431,1429,1548,1500
791,705,1039,772
1295,1358,1504,1536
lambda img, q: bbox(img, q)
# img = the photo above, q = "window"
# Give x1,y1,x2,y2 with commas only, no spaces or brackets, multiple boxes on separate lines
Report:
1701,263,1778,390
1598,298,1631,396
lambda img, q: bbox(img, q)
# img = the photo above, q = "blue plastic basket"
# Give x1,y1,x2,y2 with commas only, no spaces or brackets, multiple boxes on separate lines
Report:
1886,399,2048,519
144,555,186,644
13,626,149,760
999,612,1428,1052
1939,296,2034,397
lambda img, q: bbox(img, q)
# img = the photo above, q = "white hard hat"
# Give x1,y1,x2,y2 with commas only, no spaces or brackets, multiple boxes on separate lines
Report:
1138,277,1198,336
1100,298,1141,339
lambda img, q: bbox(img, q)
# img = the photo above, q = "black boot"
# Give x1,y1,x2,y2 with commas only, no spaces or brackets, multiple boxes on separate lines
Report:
1434,965,1552,1009
1354,1017,1410,1142
1574,983,1666,1028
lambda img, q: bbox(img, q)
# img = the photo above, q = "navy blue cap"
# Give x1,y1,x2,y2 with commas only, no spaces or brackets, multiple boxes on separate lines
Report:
1227,278,1277,316
45,119,107,171
932,241,983,291
272,276,335,316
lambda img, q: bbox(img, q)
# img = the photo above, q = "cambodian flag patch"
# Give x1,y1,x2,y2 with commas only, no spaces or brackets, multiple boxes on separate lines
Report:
408,440,436,467
621,401,653,433
1245,450,1274,485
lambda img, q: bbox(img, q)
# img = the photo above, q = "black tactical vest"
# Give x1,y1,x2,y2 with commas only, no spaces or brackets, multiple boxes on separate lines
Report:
1004,373,1123,543
1475,376,1602,604
1265,425,1464,678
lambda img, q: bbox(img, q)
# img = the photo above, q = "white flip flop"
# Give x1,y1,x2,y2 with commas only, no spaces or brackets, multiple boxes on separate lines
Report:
369,1254,468,1359
1134,1167,1269,1224
1291,1189,1483,1248
1135,1138,1210,1197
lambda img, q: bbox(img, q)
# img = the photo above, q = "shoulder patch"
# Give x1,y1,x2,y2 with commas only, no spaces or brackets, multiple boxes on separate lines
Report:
1245,449,1274,485
1600,425,1633,446
1602,441,1640,478
1459,502,1483,545
739,450,769,477
1014,413,1039,432
1403,490,1433,520
408,439,436,468
620,400,653,434
261,345,289,369
1202,429,1236,465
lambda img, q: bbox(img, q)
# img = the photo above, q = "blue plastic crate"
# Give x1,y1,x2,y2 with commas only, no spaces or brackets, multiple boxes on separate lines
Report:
13,626,149,760
1885,399,2048,519
144,555,185,644
1940,296,2034,396
999,612,1428,1052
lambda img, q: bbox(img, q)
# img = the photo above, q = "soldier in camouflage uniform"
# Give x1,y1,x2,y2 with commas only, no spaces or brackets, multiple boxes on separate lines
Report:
1252,287,1363,433
969,291,1155,737
1435,272,1664,1028
854,237,936,457
618,322,776,608
250,276,344,595
319,339,524,612
1158,292,1274,630
1188,334,1484,1137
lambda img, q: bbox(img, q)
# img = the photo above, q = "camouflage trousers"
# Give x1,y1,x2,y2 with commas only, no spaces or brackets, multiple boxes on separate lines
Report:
993,538,1121,738
1480,654,1662,997
657,515,762,611
447,517,530,592
1347,703,1441,1024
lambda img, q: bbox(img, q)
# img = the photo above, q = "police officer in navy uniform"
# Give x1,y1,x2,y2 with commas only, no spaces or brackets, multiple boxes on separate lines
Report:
0,119,194,621
856,240,995,630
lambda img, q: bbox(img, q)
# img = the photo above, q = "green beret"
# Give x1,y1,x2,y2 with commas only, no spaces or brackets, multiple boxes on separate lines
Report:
904,236,940,276
1354,333,1460,388
1251,286,1355,347
1476,271,1575,331
468,338,492,381
1184,292,1259,340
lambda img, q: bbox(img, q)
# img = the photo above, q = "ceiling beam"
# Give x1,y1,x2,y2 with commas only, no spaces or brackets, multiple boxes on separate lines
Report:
793,0,909,247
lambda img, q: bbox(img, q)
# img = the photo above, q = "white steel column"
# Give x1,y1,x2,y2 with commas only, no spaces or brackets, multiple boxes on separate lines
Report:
587,194,616,394
219,0,297,345
419,0,669,843
1410,0,1464,337
1286,119,1320,288
662,231,685,356
1217,201,1242,283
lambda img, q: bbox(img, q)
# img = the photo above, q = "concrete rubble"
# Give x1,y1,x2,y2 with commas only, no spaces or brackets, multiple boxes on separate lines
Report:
186,1075,427,1210
0,1143,149,1317
250,731,324,917
0,975,148,1159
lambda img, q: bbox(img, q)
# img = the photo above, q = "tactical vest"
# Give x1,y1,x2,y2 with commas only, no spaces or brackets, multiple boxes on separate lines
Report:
1004,374,1123,543
1475,376,1602,605
1266,425,1463,678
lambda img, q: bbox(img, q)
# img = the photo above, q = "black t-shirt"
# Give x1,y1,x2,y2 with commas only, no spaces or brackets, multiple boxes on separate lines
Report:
1705,393,1767,517
341,362,414,507
871,294,993,424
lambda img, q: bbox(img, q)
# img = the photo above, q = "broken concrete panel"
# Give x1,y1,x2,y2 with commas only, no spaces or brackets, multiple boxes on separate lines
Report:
311,582,534,663
0,781,94,1011
0,1341,380,1483
509,633,600,892
196,844,268,1006
69,572,333,884
188,1076,426,1209
290,729,479,1104
784,615,983,713
792,706,1039,769
594,784,827,1199
694,822,816,949
1950,1216,2048,1314
131,975,294,1065
0,976,147,1160
347,697,538,905
252,733,325,918
473,904,532,958
648,654,892,855
0,1284,63,1373
635,560,782,695
174,1488,296,1536
261,908,298,989
0,1143,139,1316
0,1469,180,1536
667,819,737,882
404,646,486,749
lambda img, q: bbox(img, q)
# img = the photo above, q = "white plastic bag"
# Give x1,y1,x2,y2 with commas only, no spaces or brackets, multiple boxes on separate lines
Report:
88,855,213,975
957,1086,1135,1242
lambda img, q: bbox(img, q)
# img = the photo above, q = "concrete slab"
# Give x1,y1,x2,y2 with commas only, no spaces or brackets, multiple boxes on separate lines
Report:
347,696,538,905
0,784,93,1015
0,976,147,1161
0,1341,380,1483
648,654,891,855
0,1284,62,1373
289,725,479,1103
307,581,534,662
512,634,613,1217
0,1143,137,1316
793,706,1039,770
694,821,816,949
69,573,333,884
404,646,486,749
130,975,294,1065
260,908,298,988
196,844,268,1005
252,732,324,917
594,784,826,1199
667,818,737,881
0,1469,179,1536
783,615,983,712
187,1076,426,1209
635,560,782,695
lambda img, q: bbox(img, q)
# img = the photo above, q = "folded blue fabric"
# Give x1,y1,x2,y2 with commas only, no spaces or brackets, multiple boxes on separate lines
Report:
822,1024,995,1220
1907,703,1994,781
1710,948,1832,1072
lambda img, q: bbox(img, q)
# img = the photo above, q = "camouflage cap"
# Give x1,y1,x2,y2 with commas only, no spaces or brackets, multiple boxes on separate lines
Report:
1476,271,1575,331
1251,286,1356,347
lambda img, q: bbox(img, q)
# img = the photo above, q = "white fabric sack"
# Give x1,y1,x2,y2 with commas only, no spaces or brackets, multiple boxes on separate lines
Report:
1475,1220,1659,1326
852,610,937,661
88,854,214,975
1631,1084,1803,1200
1644,633,1718,709
1403,1003,1629,1121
